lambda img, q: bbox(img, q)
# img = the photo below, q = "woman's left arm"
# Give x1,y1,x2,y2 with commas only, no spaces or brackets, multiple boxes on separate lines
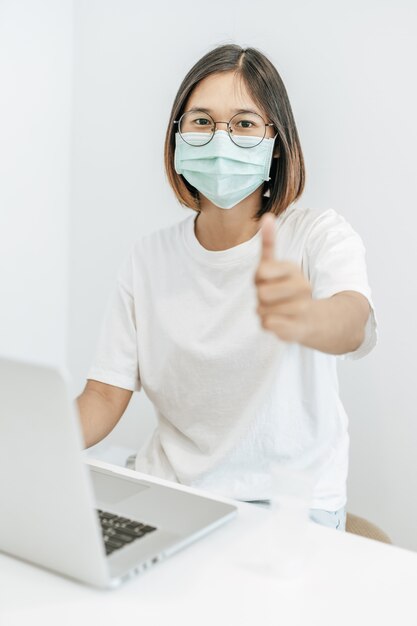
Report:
298,290,370,355
254,214,371,355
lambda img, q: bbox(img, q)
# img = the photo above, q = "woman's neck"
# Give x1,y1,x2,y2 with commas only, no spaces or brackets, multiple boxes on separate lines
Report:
194,192,263,251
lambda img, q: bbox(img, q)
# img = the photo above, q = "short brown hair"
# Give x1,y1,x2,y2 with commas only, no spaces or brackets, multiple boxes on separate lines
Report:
164,44,305,221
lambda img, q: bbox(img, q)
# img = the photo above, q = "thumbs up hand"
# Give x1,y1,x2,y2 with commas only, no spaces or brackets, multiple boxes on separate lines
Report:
254,213,314,344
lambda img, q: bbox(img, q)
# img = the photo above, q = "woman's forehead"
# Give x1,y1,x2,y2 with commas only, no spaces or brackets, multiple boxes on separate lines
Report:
185,71,263,117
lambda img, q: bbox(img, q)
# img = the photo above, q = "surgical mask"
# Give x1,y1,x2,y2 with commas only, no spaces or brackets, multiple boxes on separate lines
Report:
174,130,276,209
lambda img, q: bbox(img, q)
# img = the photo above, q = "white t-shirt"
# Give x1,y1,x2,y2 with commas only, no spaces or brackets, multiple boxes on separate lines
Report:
87,205,378,510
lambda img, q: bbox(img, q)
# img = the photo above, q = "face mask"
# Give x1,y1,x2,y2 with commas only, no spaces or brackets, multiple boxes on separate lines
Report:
174,130,276,209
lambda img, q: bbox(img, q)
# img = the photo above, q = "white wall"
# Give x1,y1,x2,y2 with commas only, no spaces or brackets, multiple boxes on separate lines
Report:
0,0,73,369
6,0,412,551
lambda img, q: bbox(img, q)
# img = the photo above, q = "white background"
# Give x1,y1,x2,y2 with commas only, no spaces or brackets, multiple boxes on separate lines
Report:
1,0,416,551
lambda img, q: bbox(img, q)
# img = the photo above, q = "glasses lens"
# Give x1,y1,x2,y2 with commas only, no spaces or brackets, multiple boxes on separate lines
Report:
229,112,266,147
179,110,214,146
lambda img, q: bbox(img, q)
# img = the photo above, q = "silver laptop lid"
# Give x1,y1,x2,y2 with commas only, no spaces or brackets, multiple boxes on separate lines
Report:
0,356,109,588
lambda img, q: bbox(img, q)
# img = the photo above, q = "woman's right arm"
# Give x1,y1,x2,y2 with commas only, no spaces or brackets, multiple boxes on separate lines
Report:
76,380,133,449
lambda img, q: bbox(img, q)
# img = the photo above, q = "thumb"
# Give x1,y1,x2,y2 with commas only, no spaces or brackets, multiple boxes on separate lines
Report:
260,213,276,261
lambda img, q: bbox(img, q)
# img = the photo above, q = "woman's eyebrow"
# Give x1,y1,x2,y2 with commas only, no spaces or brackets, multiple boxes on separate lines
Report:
187,106,261,116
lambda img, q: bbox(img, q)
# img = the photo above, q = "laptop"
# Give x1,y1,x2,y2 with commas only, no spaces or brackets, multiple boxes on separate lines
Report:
0,356,237,589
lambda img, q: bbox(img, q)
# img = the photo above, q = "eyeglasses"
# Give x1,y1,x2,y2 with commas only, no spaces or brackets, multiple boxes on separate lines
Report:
173,109,276,148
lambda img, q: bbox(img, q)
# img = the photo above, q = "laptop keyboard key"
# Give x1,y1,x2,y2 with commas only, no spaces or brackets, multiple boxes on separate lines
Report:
100,512,118,520
106,538,124,550
142,525,156,533
114,532,135,543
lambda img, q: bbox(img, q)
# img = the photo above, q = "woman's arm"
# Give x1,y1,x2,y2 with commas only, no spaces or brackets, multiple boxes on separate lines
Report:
76,380,133,449
255,214,372,356
300,290,370,355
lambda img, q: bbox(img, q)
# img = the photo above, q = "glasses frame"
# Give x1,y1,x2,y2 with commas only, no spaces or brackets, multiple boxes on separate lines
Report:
173,110,277,148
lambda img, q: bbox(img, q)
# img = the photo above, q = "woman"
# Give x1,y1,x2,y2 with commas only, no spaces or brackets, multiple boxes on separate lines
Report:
77,44,377,532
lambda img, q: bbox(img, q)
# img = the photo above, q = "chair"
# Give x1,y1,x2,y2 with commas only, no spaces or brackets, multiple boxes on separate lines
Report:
346,512,392,544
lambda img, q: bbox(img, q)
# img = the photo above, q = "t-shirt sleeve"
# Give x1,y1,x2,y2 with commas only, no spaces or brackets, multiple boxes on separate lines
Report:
86,249,142,391
305,209,378,361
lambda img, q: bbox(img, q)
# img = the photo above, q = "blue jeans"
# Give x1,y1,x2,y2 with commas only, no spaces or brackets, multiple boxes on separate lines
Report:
246,501,347,531
309,506,346,531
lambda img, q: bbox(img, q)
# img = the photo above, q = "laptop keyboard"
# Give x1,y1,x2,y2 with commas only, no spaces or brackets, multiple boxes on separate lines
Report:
96,509,157,556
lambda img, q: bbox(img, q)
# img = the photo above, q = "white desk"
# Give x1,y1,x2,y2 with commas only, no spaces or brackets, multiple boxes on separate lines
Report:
1,459,417,626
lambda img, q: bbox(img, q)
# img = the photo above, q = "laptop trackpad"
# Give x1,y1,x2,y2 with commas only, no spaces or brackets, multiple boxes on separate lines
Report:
91,470,149,505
